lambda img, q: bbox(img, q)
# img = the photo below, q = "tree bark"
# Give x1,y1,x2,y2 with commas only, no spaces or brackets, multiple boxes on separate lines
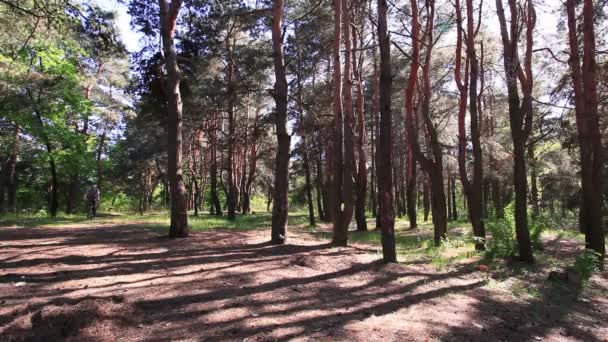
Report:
565,0,605,267
455,0,486,250
353,18,367,232
495,0,535,263
225,32,237,220
209,112,222,215
377,0,397,262
405,0,421,232
330,0,355,246
160,0,188,237
406,0,447,245
528,143,539,216
451,173,458,220
270,0,291,244
370,33,379,219
314,132,326,221
423,176,430,222
295,24,316,226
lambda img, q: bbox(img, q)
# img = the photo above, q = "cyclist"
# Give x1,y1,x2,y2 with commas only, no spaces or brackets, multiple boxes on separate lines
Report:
84,184,100,219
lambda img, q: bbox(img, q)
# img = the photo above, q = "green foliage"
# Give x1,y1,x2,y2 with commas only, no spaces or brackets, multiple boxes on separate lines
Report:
574,249,602,280
529,215,550,251
101,192,137,213
484,202,549,260
485,202,517,260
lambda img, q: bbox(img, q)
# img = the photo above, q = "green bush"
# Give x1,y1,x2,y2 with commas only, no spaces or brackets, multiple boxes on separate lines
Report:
574,249,602,280
485,201,551,260
529,215,550,251
485,219,516,259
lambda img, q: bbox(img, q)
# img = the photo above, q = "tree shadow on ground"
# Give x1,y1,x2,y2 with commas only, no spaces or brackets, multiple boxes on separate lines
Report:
441,268,608,341
0,222,603,341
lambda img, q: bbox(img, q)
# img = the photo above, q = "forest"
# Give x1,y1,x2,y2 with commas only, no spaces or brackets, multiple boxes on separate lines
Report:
0,0,607,340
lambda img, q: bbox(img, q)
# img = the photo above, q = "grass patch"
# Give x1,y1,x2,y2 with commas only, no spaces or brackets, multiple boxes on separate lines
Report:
130,212,309,232
0,213,90,228
0,211,310,233
309,217,481,270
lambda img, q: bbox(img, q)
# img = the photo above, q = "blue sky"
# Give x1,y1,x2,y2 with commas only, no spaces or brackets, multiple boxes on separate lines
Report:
95,0,142,53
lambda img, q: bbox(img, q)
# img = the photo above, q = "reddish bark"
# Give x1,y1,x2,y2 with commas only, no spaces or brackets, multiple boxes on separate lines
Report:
495,0,535,263
160,0,188,237
454,0,486,250
405,0,448,245
565,0,605,267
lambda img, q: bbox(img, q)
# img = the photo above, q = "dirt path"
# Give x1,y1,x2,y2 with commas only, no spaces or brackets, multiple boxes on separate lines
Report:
0,222,606,341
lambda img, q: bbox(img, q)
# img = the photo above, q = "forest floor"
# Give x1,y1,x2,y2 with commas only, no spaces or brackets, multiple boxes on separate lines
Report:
0,214,606,341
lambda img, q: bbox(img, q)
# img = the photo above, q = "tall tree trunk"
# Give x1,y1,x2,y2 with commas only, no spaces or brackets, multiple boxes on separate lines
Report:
377,0,396,262
209,113,222,215
455,0,486,250
302,139,315,226
406,0,447,244
270,0,291,244
294,25,316,226
323,143,333,222
314,137,326,222
447,169,452,221
528,143,539,217
405,0,421,231
160,0,188,237
331,0,355,246
423,177,430,222
96,128,107,193
315,168,325,222
353,20,367,232
452,173,458,220
566,0,605,267
225,33,237,220
243,108,260,215
406,154,417,229
495,0,535,263
369,39,379,219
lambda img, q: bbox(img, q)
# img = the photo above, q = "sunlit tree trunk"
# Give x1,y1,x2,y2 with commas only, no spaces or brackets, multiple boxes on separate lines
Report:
160,0,188,237
451,173,458,220
270,0,291,244
528,143,539,217
331,0,355,246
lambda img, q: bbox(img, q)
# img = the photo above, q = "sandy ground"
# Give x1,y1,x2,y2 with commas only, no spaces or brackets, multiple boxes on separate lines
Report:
0,221,606,341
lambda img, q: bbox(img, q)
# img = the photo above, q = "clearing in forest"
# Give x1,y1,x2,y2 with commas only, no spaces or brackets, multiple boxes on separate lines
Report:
0,216,606,341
